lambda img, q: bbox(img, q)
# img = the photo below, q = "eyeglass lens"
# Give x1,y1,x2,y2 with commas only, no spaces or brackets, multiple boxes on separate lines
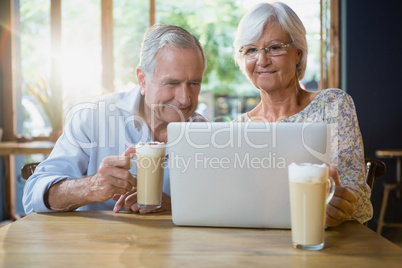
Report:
242,43,290,59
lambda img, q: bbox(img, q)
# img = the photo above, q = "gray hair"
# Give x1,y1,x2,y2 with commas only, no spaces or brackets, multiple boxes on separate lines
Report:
233,2,307,80
138,24,206,78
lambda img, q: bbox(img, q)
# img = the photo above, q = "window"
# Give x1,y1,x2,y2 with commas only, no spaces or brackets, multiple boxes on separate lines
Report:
114,0,149,91
19,0,52,136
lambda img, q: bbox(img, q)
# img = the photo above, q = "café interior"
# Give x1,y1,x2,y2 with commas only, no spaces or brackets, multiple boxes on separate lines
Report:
1,0,402,266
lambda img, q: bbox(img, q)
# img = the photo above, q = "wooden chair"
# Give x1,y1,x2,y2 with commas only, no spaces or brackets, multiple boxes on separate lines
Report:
21,162,41,180
365,158,386,191
364,158,386,227
364,158,402,234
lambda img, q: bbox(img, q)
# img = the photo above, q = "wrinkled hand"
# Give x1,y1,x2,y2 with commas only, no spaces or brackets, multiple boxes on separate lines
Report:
326,166,357,227
113,191,171,214
86,148,135,203
112,145,171,214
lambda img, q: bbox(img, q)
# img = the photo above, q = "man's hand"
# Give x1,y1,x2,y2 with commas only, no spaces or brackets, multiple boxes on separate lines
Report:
112,145,171,214
113,192,171,214
45,146,136,211
326,166,357,227
85,154,136,203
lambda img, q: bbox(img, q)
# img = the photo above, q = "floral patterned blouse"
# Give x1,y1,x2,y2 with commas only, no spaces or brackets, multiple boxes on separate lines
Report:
233,88,373,224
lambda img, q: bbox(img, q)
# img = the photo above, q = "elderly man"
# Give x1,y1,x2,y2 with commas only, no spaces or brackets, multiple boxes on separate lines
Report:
23,24,207,214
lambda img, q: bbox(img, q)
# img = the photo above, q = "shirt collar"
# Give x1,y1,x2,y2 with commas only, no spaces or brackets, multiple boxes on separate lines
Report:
115,85,142,114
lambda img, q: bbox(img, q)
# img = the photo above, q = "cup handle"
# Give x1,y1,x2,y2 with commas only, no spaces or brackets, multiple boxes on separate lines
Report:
326,177,336,204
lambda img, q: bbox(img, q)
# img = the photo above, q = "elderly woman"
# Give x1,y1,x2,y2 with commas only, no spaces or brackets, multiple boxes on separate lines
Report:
233,2,372,227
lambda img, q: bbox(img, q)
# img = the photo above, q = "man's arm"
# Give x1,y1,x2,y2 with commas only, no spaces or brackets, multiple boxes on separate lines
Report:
45,155,135,211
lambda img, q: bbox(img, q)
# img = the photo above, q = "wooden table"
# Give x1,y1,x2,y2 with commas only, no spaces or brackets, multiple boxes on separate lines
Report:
376,149,402,185
0,141,54,220
1,211,401,267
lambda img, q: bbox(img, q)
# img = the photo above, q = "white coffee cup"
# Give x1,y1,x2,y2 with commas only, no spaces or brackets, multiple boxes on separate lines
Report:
135,142,166,209
288,163,335,250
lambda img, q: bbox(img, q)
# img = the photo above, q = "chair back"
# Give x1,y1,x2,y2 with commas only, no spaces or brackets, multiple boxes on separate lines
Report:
365,158,386,190
21,162,41,180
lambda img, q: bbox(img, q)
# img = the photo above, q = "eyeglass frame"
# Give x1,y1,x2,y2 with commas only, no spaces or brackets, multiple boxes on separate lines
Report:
239,41,294,59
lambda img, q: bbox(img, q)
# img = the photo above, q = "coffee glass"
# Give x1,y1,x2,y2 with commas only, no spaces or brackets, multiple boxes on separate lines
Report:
135,142,166,209
288,163,335,250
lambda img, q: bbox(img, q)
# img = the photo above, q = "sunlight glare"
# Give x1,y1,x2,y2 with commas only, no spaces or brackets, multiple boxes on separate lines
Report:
61,44,102,105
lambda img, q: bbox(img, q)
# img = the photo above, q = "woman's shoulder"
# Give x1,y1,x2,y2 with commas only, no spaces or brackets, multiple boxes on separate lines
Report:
315,88,353,104
318,88,348,98
315,88,358,121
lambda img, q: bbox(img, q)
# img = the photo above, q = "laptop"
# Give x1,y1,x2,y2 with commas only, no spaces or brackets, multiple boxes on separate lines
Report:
167,122,330,229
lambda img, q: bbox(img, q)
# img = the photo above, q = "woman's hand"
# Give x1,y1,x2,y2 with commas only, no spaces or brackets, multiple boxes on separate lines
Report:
326,166,357,227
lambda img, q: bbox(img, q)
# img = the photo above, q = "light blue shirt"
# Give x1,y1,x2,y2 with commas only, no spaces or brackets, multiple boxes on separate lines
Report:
23,86,206,214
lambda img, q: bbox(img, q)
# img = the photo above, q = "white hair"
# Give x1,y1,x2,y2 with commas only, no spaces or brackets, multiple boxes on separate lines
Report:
138,24,206,78
233,2,308,80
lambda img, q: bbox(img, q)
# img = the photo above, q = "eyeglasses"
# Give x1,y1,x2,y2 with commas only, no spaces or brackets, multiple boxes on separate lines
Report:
239,42,294,60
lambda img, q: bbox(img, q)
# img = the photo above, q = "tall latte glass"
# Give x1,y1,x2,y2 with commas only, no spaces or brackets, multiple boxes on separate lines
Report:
288,163,335,250
136,142,166,209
